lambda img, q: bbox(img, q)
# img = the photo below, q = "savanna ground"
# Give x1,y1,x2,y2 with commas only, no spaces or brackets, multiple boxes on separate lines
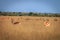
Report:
0,16,60,40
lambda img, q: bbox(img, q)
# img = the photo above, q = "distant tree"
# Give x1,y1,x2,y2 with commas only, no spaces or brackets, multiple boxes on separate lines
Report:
0,11,2,13
33,13,38,16
0,11,2,15
54,13,60,17
1,12,7,16
28,12,33,16
44,13,48,17
18,12,22,16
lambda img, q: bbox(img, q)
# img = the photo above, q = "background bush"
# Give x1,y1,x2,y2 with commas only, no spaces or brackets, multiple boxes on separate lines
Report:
0,11,60,17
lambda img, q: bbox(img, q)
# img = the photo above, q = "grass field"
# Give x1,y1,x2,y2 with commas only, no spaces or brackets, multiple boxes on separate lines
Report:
0,16,60,40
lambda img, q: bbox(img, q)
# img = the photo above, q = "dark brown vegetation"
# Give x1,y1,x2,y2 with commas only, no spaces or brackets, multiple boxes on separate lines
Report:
13,22,20,24
0,12,60,17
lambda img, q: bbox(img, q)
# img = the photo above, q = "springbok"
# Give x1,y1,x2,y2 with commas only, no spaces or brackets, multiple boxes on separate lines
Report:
44,21,50,27
11,18,21,25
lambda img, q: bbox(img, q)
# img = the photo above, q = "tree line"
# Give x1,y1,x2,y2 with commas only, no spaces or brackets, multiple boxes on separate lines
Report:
0,12,60,17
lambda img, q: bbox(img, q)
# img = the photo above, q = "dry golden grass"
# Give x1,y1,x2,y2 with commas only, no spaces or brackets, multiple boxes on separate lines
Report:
0,16,60,40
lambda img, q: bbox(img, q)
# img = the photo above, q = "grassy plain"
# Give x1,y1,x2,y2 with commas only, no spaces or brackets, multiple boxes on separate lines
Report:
0,16,60,40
